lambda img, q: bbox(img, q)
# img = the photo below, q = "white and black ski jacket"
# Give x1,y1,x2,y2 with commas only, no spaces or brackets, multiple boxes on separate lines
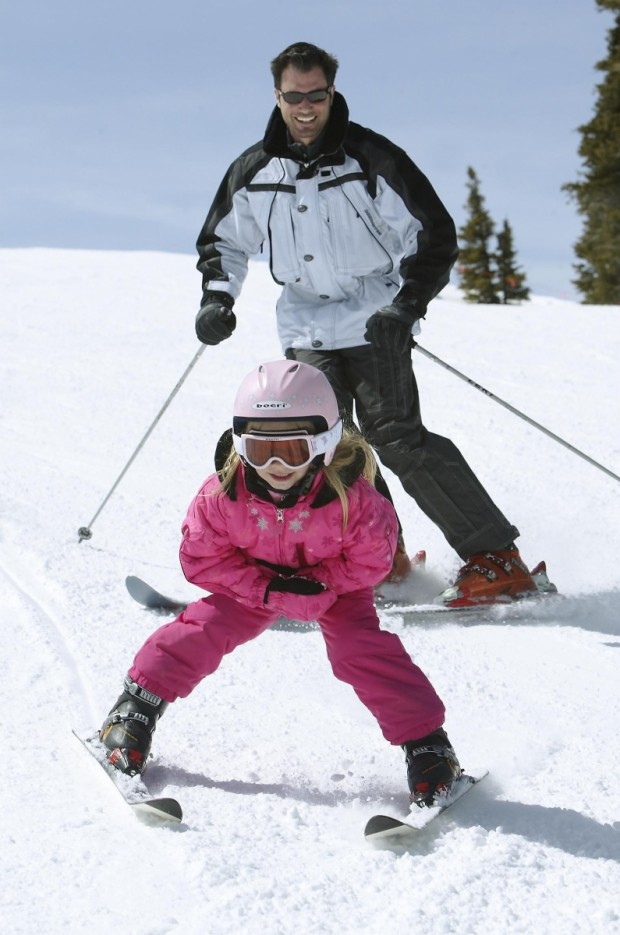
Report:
196,93,459,351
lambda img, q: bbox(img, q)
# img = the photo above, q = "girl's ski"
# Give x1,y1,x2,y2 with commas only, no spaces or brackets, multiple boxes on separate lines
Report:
364,769,488,843
73,729,183,824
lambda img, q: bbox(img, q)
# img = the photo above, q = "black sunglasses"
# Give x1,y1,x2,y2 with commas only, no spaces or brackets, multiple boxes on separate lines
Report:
278,87,331,104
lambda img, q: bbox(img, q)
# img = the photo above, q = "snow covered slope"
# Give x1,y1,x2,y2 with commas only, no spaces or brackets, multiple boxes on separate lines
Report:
1,249,619,935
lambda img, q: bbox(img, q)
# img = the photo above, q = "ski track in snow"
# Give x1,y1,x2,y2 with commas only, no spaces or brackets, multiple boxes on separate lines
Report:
1,250,620,935
0,557,92,712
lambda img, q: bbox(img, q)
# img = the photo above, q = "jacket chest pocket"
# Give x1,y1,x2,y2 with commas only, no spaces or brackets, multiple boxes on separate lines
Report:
322,186,395,277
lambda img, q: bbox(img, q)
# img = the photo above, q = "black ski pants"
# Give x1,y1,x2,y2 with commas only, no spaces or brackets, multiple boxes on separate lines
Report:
286,344,518,560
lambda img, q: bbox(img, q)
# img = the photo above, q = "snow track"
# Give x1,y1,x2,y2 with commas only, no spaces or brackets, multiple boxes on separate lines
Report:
0,557,94,714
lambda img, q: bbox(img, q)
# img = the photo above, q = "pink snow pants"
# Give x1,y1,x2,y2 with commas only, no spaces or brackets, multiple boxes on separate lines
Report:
129,588,445,745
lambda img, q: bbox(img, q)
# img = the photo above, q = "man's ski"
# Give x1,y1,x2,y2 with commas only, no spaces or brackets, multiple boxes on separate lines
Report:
125,575,188,613
377,553,558,616
73,729,183,823
364,769,488,844
124,576,316,632
127,556,558,622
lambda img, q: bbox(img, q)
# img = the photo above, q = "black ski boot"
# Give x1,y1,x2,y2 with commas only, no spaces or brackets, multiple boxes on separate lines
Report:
403,728,461,807
99,675,168,776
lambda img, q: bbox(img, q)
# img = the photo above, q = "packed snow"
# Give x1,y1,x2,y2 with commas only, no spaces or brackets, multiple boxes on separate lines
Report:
1,248,619,935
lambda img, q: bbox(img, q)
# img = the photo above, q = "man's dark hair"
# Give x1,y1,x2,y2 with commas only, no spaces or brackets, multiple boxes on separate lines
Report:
270,42,339,88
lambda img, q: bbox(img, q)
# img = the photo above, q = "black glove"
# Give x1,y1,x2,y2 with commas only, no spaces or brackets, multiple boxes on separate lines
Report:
264,575,326,604
364,302,425,354
195,292,236,345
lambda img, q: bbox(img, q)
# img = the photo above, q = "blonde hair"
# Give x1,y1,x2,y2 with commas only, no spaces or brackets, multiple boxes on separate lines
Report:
218,428,377,529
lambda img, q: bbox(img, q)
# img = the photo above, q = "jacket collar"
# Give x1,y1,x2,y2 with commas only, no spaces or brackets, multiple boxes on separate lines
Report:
263,91,349,167
243,462,322,505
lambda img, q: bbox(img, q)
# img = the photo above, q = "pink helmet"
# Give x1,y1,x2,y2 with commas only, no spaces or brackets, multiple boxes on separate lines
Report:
232,360,342,463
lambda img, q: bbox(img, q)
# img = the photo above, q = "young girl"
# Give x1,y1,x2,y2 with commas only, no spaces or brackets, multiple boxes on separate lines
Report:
100,360,461,807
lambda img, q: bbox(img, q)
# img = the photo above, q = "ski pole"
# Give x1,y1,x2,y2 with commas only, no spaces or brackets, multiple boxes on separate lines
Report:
414,343,620,485
78,344,207,542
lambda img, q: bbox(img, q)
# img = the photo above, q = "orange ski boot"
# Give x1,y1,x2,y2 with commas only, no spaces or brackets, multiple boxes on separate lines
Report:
436,547,537,607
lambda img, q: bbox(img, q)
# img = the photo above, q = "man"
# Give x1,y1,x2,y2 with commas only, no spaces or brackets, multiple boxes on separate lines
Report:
194,41,536,606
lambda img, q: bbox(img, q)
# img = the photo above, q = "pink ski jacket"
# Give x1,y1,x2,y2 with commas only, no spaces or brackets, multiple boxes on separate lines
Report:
180,465,398,622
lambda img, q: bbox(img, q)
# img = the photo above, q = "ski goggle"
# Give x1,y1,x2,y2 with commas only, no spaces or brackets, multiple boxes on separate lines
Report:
233,421,342,470
277,87,332,104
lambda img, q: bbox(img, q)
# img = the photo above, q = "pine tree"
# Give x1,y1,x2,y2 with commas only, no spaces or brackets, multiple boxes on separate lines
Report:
563,0,620,303
495,220,530,303
457,166,500,303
